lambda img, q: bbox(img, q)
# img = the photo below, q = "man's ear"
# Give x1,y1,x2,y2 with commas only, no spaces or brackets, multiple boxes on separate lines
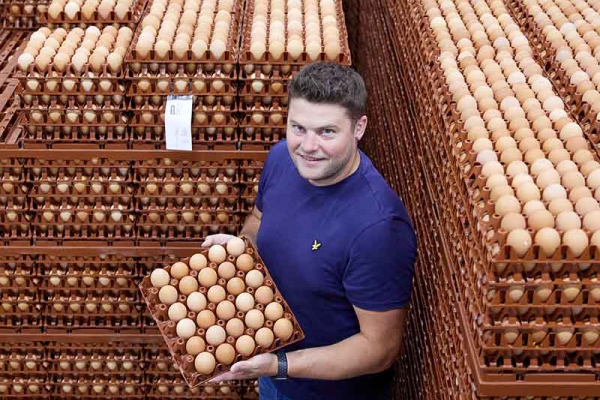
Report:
354,115,368,141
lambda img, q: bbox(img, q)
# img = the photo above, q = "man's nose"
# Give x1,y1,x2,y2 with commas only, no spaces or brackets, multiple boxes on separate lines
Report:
301,131,319,153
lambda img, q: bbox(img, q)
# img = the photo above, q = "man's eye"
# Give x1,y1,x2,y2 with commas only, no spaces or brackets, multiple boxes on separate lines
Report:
321,129,335,136
292,125,305,133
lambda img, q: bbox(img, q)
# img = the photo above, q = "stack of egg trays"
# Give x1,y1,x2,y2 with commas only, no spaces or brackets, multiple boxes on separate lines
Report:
401,0,600,386
0,0,47,29
507,0,600,157
41,0,148,27
16,58,130,148
0,254,40,332
0,342,48,399
237,0,352,150
26,157,135,243
37,253,143,333
133,157,242,243
359,2,475,397
125,0,242,150
0,157,30,243
139,240,305,387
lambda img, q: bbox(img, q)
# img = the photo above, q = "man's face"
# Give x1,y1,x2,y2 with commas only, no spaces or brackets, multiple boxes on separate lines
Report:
286,97,366,186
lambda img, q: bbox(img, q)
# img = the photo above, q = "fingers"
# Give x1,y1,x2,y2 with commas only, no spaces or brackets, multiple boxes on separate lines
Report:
201,236,212,248
208,370,247,383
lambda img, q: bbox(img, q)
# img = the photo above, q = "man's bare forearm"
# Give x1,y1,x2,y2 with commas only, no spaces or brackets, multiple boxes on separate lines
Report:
239,213,261,247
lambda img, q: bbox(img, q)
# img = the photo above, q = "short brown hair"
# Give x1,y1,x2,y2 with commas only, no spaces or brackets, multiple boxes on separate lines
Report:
288,62,367,121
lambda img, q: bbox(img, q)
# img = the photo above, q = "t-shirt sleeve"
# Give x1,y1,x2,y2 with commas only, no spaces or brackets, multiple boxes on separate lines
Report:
255,142,285,212
343,216,417,311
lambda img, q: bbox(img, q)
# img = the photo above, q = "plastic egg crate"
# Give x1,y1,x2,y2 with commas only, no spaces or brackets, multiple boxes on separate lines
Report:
126,0,241,65
130,126,239,150
139,237,305,386
0,375,49,398
136,207,241,241
0,175,28,209
29,178,133,209
26,158,131,181
20,101,129,126
129,101,238,126
40,261,140,293
239,0,351,67
0,6,43,29
242,379,259,399
47,343,143,375
145,374,242,398
42,0,148,24
48,374,144,397
42,292,142,332
32,205,136,241
126,69,238,97
238,160,260,205
133,158,238,180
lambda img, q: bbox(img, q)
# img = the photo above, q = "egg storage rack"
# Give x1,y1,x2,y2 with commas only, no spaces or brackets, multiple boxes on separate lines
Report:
125,0,242,65
0,254,37,290
0,291,42,332
364,0,600,394
28,179,133,209
0,78,19,144
238,0,352,67
139,238,305,387
47,374,145,398
41,0,148,26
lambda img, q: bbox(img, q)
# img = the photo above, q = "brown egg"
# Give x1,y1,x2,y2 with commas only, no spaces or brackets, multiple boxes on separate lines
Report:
563,229,589,257
264,302,284,321
187,292,207,312
195,352,216,374
507,229,532,257
218,262,237,279
208,245,227,263
206,325,227,346
583,210,600,232
236,254,255,272
207,285,227,304
501,213,527,232
226,237,246,256
245,309,265,330
168,303,188,322
226,277,245,296
528,209,555,230
170,262,189,279
273,318,294,341
255,327,275,348
190,253,208,271
176,318,197,339
159,285,178,305
216,343,236,365
151,268,170,288
216,300,236,321
235,292,255,312
198,268,218,287
196,310,216,329
179,276,199,295
254,286,274,304
186,336,206,355
235,335,255,357
226,318,245,338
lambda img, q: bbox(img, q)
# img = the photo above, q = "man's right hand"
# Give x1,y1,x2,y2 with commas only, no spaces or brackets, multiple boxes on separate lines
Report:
201,234,236,248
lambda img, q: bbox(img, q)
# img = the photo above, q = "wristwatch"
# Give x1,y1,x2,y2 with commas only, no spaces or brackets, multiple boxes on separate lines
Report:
274,350,288,380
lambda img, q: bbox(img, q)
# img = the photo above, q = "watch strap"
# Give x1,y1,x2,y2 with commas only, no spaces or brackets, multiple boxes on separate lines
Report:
275,351,288,380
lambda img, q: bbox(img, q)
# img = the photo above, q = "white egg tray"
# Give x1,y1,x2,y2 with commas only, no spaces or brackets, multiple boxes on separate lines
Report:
139,237,304,387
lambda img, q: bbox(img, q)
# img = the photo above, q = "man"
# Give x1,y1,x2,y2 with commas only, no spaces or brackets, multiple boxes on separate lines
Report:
203,62,417,400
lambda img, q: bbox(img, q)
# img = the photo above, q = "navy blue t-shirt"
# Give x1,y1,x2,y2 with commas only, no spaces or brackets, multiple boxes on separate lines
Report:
256,140,417,400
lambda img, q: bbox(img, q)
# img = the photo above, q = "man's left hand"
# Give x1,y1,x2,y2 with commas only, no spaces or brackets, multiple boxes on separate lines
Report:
208,353,278,382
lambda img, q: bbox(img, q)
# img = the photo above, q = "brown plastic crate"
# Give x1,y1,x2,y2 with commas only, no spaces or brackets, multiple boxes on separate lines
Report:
41,0,147,25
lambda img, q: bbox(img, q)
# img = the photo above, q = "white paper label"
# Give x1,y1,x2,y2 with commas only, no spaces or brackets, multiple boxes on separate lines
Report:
165,95,193,151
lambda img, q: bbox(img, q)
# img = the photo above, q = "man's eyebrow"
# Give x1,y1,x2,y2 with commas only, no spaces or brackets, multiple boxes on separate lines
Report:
289,120,340,130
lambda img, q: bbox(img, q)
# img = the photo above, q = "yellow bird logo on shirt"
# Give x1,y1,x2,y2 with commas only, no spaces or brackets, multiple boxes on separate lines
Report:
312,240,321,251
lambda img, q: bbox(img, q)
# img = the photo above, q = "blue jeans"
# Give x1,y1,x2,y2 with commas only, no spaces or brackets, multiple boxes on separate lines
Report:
258,377,295,400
